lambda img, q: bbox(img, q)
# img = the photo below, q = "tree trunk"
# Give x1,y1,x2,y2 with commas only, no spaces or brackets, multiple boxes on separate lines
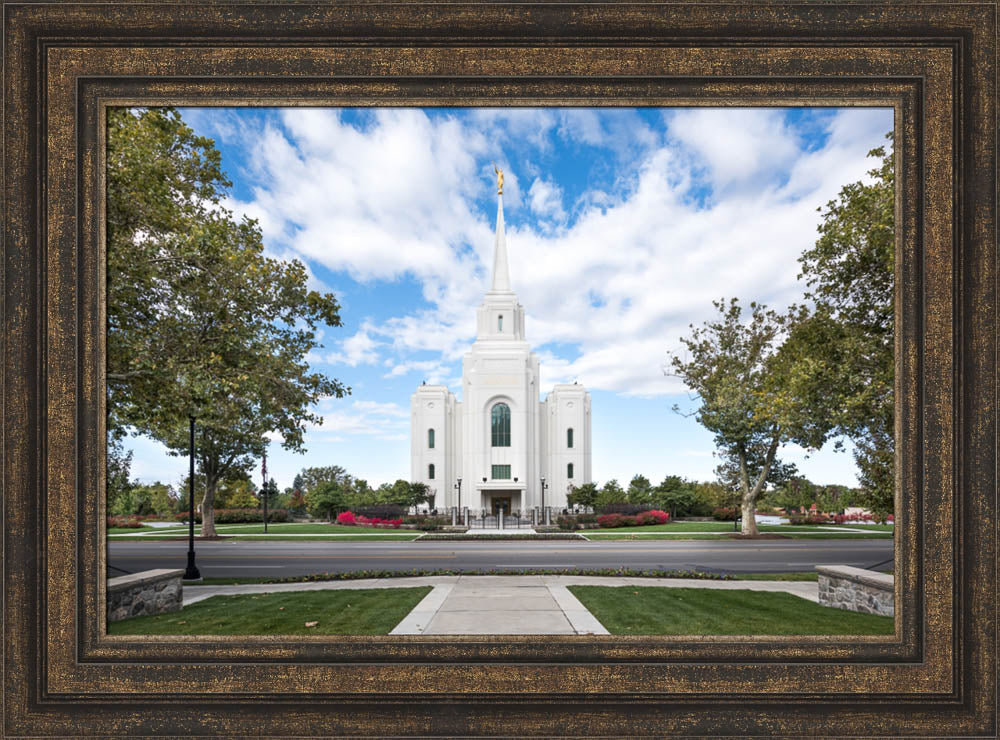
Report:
741,433,782,536
201,477,218,538
737,448,759,536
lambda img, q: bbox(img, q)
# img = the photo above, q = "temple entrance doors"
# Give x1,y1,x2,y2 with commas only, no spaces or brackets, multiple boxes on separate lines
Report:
491,497,512,516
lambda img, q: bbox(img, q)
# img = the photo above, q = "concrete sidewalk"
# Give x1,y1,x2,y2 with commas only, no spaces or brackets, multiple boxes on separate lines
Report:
182,575,819,635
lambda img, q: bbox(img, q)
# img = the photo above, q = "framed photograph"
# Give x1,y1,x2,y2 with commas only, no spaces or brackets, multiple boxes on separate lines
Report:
3,2,995,736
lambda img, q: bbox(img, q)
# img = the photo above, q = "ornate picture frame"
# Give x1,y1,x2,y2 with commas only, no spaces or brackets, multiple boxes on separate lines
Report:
3,2,995,735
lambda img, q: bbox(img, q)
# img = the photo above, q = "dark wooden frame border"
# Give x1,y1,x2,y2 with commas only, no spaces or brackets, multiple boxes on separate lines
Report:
3,3,995,736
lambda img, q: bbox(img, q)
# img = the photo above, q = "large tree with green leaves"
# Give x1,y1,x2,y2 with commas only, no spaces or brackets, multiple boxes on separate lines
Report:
670,300,835,535
795,139,895,517
107,108,349,537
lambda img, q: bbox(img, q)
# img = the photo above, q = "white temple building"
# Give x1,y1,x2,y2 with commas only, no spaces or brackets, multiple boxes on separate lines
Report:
410,172,592,515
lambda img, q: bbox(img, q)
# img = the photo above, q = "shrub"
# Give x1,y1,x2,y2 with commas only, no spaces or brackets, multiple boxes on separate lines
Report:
576,513,597,524
355,504,404,520
556,516,580,531
174,508,289,524
336,511,357,525
712,507,738,521
636,509,670,525
788,515,831,525
107,515,145,529
597,513,640,528
597,503,647,516
356,515,404,529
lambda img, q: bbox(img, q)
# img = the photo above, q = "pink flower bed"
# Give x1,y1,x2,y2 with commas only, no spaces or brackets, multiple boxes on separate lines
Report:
597,510,670,528
336,511,402,529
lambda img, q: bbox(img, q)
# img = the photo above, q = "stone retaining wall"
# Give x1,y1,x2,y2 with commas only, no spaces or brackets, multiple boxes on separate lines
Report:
816,565,894,617
108,569,184,622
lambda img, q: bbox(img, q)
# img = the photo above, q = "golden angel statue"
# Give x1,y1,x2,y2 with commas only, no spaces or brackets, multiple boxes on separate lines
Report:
494,164,504,195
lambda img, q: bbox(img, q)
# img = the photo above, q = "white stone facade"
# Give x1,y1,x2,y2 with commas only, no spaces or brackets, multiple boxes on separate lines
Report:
410,194,592,513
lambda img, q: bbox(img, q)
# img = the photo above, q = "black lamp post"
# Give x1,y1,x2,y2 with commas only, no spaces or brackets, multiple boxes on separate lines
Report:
454,477,463,512
184,414,201,580
540,476,549,525
261,450,268,534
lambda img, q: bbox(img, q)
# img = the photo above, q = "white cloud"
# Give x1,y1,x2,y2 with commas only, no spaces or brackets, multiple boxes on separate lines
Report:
217,106,893,402
308,398,409,441
325,323,380,367
527,177,566,223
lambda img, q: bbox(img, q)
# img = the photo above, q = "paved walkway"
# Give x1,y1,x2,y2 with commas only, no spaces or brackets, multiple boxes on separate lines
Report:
182,575,819,635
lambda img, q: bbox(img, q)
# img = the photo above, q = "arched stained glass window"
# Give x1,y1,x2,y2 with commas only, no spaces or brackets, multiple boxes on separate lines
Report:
567,427,574,448
567,463,574,479
428,428,435,449
491,403,511,447
428,464,435,480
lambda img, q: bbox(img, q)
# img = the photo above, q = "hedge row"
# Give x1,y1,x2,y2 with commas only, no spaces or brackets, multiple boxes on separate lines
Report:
174,508,290,523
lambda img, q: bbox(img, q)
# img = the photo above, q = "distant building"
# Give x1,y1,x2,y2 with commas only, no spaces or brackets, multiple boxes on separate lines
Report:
410,184,592,514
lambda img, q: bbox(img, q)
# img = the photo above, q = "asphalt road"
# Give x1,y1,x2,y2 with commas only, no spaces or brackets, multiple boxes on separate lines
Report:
108,539,894,578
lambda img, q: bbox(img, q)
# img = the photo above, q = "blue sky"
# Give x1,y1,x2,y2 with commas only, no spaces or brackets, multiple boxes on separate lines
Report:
124,106,894,491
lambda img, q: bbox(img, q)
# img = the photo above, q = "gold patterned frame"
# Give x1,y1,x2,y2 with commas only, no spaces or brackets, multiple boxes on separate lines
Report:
2,2,995,736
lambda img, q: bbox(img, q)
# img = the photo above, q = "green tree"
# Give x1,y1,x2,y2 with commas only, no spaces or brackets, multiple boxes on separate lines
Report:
401,481,433,510
670,299,834,535
106,108,350,538
626,474,654,505
307,480,347,521
765,475,818,512
224,481,259,510
106,438,137,516
297,466,351,496
129,482,177,517
797,138,894,517
595,479,625,509
655,475,697,518
567,482,599,509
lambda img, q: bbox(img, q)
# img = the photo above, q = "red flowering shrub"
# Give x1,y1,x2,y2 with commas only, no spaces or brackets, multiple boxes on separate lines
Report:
597,513,625,528
346,513,404,529
886,514,894,523
636,509,669,525
336,511,357,525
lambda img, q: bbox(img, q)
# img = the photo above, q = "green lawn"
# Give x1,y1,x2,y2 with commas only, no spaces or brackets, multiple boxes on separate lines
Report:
568,586,894,635
108,587,432,635
110,534,420,542
581,521,893,534
729,572,820,581
584,531,892,540
108,522,421,541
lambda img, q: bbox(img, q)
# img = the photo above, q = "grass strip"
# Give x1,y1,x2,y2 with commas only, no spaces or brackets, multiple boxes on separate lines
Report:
110,534,420,542
108,587,432,635
250,567,734,585
583,532,891,541
568,586,894,635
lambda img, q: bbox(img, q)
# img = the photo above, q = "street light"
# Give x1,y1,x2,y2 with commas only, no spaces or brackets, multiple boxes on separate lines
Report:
184,413,201,580
540,476,549,526
261,450,268,535
454,477,463,511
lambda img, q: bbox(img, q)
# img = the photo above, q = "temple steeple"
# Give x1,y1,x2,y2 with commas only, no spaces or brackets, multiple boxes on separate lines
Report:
476,178,524,342
490,192,511,293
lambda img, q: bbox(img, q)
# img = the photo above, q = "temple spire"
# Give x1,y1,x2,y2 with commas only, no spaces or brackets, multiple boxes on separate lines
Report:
490,190,511,292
